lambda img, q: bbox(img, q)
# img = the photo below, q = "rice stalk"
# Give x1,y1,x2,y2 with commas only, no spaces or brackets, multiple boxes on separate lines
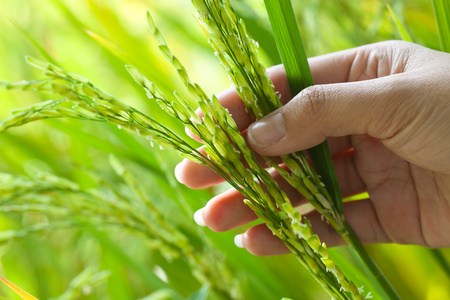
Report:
144,10,363,299
0,167,237,299
50,267,111,300
0,44,361,300
0,2,367,299
262,1,399,299
191,0,347,234
188,1,370,297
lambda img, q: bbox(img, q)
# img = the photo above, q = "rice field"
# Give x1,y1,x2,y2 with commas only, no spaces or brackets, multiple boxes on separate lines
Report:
0,0,449,299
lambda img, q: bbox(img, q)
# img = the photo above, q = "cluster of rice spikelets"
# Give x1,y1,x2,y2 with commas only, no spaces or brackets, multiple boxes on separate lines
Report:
0,45,361,300
0,0,369,298
191,0,348,237
143,5,364,298
0,160,237,298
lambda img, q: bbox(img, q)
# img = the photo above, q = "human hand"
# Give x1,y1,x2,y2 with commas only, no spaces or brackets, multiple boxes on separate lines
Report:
175,41,450,255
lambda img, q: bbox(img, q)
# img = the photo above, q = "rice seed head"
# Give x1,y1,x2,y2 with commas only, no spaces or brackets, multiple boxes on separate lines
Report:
1,5,363,298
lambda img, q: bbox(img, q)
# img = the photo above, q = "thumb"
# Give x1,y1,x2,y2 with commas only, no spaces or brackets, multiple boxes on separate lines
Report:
247,75,415,156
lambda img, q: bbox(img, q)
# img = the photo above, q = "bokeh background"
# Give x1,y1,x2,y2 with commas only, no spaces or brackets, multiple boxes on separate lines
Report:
0,0,449,299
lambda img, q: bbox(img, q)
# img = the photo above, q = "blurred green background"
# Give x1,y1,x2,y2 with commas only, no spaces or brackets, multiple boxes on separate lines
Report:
0,0,449,299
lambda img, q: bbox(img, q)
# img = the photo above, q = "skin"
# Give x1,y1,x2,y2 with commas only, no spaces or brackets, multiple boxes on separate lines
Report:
175,41,450,256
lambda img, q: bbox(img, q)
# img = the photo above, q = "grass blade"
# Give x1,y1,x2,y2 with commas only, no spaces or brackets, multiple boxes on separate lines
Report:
10,22,59,65
262,1,400,299
432,0,450,52
262,0,343,215
387,3,413,42
0,275,38,300
429,249,450,278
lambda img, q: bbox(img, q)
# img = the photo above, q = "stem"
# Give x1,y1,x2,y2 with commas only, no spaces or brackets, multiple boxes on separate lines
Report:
343,220,400,300
263,0,400,299
262,0,342,213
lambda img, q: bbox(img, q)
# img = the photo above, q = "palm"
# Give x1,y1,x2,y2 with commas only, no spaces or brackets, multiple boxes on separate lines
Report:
350,134,450,248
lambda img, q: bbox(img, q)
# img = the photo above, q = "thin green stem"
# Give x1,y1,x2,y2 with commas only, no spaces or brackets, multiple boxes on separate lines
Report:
262,0,342,214
342,221,400,300
263,0,400,299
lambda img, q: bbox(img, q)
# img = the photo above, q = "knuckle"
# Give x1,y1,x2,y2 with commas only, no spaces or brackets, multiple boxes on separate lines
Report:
295,86,327,122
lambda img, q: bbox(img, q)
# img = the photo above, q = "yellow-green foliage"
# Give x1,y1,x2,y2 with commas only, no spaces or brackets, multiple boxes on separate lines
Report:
0,1,448,300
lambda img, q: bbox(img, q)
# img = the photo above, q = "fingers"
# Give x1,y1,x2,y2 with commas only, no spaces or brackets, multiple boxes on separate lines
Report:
177,133,351,189
175,147,223,189
247,74,416,156
195,168,305,232
196,149,366,232
175,133,283,189
236,198,390,256
191,46,358,135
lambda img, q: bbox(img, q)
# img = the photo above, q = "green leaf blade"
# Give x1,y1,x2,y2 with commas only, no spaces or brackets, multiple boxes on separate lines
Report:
263,0,342,213
387,3,413,43
263,0,313,93
262,1,401,299
432,0,450,52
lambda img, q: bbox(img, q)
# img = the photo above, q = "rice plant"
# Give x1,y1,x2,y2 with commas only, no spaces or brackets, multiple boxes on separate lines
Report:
0,158,237,299
0,0,365,296
0,21,363,300
0,0,449,299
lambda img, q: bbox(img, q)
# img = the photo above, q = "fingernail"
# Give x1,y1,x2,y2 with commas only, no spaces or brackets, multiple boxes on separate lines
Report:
174,161,184,184
248,113,285,148
234,233,245,248
193,208,206,226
